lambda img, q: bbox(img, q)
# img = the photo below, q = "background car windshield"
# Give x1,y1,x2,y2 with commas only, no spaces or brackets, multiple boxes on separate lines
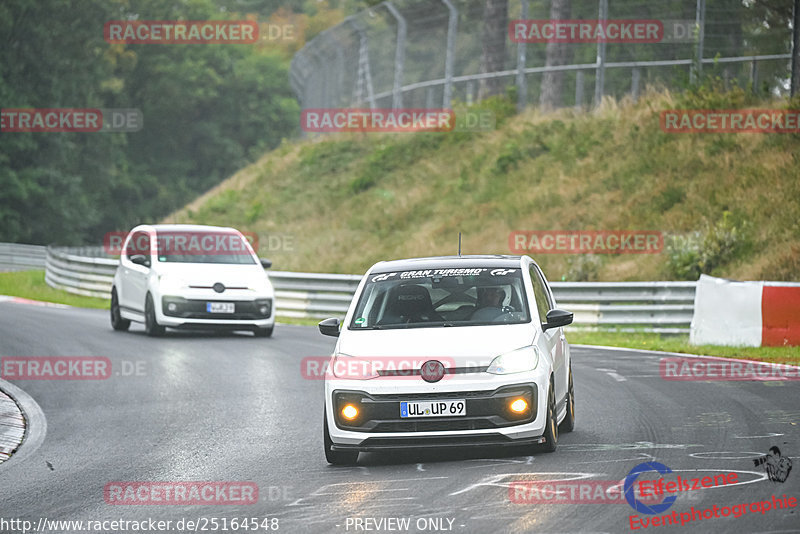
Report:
155,230,256,264
349,267,530,329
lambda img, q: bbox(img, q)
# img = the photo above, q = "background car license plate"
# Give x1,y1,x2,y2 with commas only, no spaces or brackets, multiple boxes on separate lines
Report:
400,399,465,418
207,302,235,313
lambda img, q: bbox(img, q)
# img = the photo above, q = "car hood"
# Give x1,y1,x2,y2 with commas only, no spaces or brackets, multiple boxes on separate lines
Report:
337,324,534,367
152,262,269,287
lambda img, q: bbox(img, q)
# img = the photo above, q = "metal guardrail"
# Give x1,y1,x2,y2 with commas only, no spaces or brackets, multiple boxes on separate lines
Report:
0,243,46,272
34,246,695,333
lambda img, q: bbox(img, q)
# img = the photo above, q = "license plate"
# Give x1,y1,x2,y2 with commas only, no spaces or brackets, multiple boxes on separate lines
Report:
400,399,466,418
207,302,235,313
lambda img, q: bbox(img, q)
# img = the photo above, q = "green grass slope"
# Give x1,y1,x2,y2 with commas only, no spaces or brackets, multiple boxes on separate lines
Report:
166,88,800,281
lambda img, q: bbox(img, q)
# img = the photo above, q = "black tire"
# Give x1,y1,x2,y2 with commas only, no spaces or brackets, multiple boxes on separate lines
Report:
537,380,558,453
110,288,130,332
324,411,358,465
144,294,165,337
559,367,576,433
253,326,273,338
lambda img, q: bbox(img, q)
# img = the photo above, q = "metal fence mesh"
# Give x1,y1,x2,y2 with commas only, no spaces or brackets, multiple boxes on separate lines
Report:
290,0,794,113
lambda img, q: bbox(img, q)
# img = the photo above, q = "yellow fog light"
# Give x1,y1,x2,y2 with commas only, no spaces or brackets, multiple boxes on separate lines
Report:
510,398,528,413
341,404,359,421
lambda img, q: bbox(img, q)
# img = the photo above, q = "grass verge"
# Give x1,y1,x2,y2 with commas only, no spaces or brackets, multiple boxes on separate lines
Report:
0,270,109,309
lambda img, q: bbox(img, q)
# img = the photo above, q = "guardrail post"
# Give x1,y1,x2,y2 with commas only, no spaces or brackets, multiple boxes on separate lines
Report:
442,0,458,109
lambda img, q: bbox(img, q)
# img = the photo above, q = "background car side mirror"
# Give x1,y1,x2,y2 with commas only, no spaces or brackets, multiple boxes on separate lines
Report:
543,308,573,331
130,254,150,268
260,258,272,269
318,317,340,337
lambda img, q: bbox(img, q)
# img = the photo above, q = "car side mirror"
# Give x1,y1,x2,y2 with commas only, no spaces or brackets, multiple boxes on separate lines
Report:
260,258,272,269
543,308,573,331
130,254,150,268
318,317,341,337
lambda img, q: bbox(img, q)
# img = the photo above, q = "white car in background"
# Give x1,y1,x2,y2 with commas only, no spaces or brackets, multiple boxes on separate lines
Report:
318,255,574,465
110,224,275,337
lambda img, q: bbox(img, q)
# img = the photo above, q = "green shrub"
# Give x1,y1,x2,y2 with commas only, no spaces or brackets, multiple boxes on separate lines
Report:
665,211,752,280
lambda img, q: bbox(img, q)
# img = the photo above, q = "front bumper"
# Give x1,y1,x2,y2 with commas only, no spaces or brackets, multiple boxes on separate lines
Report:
157,295,274,329
325,374,549,451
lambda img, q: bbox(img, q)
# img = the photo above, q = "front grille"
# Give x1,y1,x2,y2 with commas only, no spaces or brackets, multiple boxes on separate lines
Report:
377,366,488,377
372,419,497,432
370,390,495,401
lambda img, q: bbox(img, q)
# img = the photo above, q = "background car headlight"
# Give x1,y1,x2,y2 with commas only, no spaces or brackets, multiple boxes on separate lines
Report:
486,346,540,375
157,275,186,293
331,353,379,380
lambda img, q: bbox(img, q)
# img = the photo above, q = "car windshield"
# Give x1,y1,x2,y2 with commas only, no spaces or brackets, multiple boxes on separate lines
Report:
154,230,256,264
349,267,530,330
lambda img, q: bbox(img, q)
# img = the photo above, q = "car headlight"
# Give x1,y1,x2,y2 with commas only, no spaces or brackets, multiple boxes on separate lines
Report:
486,346,540,375
157,275,186,294
331,353,379,380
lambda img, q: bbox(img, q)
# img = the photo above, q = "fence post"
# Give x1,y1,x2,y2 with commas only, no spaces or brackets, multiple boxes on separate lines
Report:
385,2,407,109
442,0,458,109
792,0,800,96
575,70,584,109
594,0,607,107
750,59,758,94
631,67,641,102
691,0,706,84
516,0,528,112
350,17,376,109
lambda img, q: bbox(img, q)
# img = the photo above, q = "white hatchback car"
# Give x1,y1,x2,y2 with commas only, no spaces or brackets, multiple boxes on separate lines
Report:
318,255,574,465
111,224,275,337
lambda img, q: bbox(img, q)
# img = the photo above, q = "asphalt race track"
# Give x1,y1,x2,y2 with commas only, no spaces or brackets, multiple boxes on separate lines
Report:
1,300,798,534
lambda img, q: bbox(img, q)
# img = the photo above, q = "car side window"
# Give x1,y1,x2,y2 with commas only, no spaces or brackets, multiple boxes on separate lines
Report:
125,231,150,259
529,265,552,324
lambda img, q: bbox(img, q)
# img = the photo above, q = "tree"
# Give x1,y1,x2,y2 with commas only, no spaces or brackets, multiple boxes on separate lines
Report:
479,0,508,99
539,0,573,110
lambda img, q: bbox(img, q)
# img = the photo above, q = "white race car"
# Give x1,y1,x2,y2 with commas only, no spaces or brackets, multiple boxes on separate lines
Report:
111,224,275,337
319,255,574,464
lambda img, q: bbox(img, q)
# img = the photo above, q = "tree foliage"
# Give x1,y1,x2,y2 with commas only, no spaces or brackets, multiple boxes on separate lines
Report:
0,0,298,244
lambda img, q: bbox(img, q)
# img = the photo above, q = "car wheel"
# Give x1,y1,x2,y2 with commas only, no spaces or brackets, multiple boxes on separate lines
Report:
559,367,575,433
144,294,165,337
324,410,358,465
253,326,273,338
110,288,130,332
537,380,558,453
